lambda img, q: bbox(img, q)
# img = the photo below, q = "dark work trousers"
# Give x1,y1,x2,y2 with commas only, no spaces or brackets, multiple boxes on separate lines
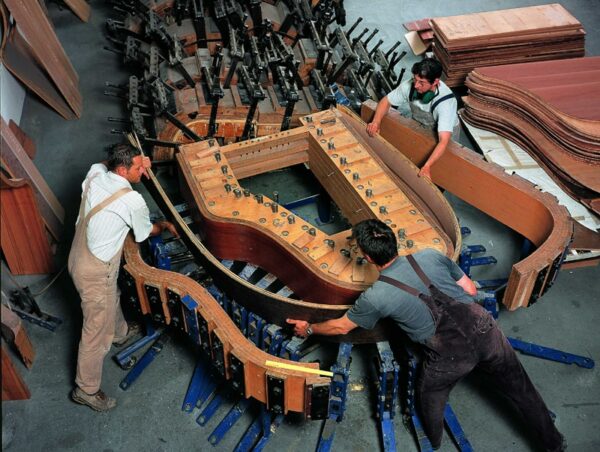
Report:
379,255,563,451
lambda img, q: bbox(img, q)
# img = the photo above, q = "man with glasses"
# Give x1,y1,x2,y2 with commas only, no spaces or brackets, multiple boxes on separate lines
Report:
366,58,459,180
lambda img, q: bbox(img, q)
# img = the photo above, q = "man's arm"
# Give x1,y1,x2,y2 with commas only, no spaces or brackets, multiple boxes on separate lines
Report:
418,130,451,179
150,220,179,238
286,314,358,338
366,96,392,137
456,274,477,296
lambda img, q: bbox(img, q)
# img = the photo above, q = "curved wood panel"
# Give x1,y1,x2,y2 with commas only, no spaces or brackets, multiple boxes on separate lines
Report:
361,99,574,309
176,108,459,305
144,168,391,343
122,235,330,416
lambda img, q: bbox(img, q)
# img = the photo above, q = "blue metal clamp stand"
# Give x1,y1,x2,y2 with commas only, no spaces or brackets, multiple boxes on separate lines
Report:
234,405,284,452
375,341,399,452
119,332,169,390
316,342,353,452
404,347,473,451
114,316,161,369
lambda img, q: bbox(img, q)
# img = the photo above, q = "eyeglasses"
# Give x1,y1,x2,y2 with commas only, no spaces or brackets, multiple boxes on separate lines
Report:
413,77,431,87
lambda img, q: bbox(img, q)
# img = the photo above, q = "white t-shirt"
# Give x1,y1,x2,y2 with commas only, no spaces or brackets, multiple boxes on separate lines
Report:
78,164,153,262
386,79,459,133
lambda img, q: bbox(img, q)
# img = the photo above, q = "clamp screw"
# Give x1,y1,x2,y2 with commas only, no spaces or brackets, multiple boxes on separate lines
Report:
224,183,232,192
366,188,373,198
234,188,242,198
353,172,360,180
287,215,295,224
271,202,279,213
255,194,264,204
221,165,228,174
214,151,221,162
328,139,335,150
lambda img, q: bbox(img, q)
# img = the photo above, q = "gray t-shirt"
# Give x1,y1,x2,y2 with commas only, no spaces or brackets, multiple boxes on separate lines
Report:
347,249,473,343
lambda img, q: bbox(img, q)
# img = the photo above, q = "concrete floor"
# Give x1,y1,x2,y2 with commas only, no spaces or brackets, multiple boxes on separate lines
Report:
3,0,600,451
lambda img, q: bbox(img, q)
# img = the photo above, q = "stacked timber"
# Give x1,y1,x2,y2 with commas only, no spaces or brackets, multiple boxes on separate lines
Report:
462,57,600,215
430,3,586,87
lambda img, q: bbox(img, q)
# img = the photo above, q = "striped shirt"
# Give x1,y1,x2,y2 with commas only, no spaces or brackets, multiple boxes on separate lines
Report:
77,164,153,262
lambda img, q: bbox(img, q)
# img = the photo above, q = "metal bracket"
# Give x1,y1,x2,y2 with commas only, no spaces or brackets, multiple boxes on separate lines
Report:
508,337,595,369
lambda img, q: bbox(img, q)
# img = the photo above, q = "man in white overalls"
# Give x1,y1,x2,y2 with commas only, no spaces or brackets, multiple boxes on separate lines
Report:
68,144,178,411
366,58,459,180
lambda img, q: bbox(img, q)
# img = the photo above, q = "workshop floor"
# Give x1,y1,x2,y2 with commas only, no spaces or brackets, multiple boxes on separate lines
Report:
2,1,599,451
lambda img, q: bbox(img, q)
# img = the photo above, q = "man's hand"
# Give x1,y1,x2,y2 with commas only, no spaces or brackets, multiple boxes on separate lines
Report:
141,156,152,179
286,318,310,338
151,220,180,238
418,164,432,180
366,121,380,137
162,221,180,238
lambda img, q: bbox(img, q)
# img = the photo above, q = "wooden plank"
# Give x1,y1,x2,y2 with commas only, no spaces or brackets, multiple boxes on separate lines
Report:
1,305,35,369
2,27,77,120
1,117,64,240
64,0,91,22
1,175,54,275
4,0,82,117
1,342,31,401
8,120,35,159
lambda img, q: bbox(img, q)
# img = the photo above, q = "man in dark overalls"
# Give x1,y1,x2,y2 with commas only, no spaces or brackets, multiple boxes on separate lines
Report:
287,219,565,451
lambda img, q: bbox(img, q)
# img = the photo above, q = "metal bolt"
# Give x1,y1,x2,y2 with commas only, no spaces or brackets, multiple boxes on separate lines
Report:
325,239,335,248
379,206,387,214
234,188,242,198
328,139,335,150
243,188,251,197
208,139,215,146
271,202,278,213
308,228,316,236
398,229,406,240
306,116,313,122
340,248,350,258
214,151,221,162
288,215,295,224
224,183,232,192
406,240,414,248
353,172,360,180
255,194,263,204
366,188,373,198
356,257,366,265
339,156,347,165
317,128,323,136
273,191,279,203
221,165,228,174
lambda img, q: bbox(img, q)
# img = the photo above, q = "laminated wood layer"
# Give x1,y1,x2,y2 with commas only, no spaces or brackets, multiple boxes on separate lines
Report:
361,100,573,310
177,108,456,306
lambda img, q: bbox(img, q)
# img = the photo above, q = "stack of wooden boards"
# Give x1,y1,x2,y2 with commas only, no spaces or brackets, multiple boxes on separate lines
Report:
430,3,586,87
1,1,83,119
403,18,433,56
461,56,600,216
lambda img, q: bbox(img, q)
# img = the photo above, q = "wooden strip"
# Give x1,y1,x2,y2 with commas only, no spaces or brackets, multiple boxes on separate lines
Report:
5,0,81,117
1,175,54,275
1,117,64,240
64,0,91,22
2,28,76,120
1,342,31,401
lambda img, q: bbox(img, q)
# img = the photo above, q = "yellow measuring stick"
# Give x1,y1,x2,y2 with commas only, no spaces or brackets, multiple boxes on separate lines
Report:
265,360,334,377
